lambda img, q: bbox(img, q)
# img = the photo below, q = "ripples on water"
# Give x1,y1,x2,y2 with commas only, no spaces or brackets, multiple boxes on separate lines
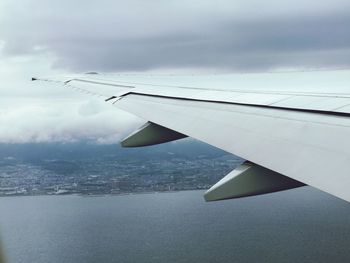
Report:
0,188,350,263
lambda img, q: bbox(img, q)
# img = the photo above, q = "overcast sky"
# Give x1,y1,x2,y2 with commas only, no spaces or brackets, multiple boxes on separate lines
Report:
1,0,350,143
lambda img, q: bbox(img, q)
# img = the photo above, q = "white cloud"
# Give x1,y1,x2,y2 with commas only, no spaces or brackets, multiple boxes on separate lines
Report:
0,97,142,144
0,48,142,144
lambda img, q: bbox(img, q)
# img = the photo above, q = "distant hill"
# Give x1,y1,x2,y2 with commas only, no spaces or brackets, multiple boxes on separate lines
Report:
0,139,231,163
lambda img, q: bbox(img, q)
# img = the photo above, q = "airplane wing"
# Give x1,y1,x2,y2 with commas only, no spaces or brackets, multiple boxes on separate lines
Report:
32,70,350,202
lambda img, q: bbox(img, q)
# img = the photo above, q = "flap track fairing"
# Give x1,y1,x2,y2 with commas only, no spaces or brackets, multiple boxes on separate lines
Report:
121,122,187,147
204,161,305,201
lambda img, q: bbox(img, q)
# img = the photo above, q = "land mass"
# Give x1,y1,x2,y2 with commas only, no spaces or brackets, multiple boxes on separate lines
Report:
0,140,242,196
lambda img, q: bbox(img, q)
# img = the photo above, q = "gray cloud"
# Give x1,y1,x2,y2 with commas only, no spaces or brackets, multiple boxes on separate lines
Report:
1,0,350,72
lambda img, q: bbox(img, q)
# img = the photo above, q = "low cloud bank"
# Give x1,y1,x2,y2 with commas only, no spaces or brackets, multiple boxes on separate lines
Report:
0,98,142,144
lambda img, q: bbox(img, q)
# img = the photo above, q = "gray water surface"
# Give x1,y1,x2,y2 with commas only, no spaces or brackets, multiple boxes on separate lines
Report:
0,188,349,263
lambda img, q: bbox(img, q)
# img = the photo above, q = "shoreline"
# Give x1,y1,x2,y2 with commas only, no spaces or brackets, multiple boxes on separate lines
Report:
0,188,207,198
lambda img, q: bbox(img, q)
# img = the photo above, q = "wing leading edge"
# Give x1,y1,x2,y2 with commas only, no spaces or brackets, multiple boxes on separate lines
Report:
33,71,350,202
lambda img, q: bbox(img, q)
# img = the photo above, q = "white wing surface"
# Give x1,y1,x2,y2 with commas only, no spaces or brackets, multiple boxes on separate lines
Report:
33,70,350,202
